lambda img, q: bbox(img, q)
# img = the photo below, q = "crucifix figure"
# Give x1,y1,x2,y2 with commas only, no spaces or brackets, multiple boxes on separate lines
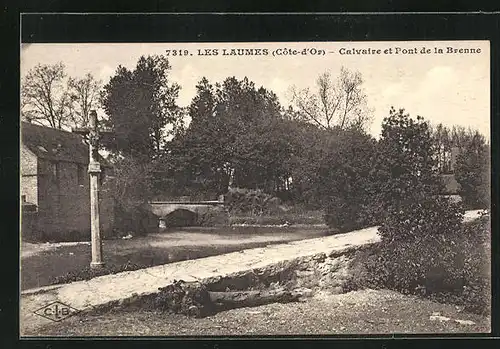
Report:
73,110,112,269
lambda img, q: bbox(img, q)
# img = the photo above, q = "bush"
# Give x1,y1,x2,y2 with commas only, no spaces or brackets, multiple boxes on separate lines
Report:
346,199,490,315
378,196,464,243
324,199,381,233
454,213,491,314
112,204,159,237
196,207,230,227
375,196,465,292
224,188,281,215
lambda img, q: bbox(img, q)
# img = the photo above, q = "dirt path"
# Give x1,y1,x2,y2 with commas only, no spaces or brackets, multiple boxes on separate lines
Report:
29,289,490,336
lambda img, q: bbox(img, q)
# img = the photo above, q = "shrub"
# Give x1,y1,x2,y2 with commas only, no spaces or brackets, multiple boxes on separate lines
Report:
196,207,230,227
347,199,491,315
454,213,491,314
375,196,465,292
224,188,281,215
112,204,158,237
324,199,381,233
378,196,464,243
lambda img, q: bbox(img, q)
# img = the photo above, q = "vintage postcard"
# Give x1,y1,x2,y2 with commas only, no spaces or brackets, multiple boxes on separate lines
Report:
20,40,491,336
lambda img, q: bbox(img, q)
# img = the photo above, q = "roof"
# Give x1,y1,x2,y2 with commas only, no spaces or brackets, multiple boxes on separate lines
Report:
21,122,112,167
441,174,461,195
22,122,89,164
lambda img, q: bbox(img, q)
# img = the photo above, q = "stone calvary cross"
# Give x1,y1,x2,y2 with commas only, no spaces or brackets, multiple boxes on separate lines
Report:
73,110,113,269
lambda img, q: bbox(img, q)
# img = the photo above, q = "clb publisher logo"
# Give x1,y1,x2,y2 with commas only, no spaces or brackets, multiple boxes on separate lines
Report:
34,301,80,322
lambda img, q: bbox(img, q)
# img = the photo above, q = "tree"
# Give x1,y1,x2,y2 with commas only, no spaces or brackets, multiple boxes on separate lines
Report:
373,107,442,210
21,63,73,129
431,123,487,174
454,132,490,209
319,128,378,231
161,76,294,197
67,73,103,129
289,67,373,131
284,121,336,207
100,55,182,160
432,123,452,173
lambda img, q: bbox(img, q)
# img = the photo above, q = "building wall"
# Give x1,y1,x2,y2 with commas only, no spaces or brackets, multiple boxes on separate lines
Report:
20,145,38,205
35,158,90,237
22,157,115,241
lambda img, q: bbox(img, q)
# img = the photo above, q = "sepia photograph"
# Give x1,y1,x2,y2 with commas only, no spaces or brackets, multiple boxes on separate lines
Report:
19,40,491,337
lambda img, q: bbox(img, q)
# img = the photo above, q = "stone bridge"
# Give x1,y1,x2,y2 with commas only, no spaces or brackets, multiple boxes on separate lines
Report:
147,200,225,219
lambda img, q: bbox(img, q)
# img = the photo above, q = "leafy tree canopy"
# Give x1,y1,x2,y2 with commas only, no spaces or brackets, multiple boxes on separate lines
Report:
100,55,182,161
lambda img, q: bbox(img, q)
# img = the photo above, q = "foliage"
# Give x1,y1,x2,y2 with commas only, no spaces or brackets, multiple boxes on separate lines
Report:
289,67,373,131
377,196,464,244
284,121,335,208
454,133,490,209
224,188,282,216
316,128,378,232
455,214,491,314
106,155,159,236
346,211,490,315
108,156,155,209
159,76,295,196
195,207,230,227
112,204,158,237
372,108,443,212
341,109,490,314
100,55,183,159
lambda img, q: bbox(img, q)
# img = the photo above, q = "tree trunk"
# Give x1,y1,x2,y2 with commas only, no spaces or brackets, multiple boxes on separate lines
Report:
153,281,301,318
209,288,300,310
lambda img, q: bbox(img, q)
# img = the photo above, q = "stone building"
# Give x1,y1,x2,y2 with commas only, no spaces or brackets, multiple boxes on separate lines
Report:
21,122,114,241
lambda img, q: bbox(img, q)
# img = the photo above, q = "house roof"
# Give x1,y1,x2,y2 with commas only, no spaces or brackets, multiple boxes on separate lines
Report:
441,174,461,195
22,122,89,164
21,122,112,168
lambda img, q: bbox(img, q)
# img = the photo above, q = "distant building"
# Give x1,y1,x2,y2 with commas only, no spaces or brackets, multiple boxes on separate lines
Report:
21,122,114,241
440,146,462,202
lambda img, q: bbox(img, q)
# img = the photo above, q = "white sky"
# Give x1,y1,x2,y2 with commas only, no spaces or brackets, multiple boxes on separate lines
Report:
20,41,490,139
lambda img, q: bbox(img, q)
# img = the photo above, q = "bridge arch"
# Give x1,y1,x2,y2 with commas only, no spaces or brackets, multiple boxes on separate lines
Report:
148,201,224,228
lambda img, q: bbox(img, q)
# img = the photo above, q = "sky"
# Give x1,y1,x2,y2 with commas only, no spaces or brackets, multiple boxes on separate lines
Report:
20,41,490,139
